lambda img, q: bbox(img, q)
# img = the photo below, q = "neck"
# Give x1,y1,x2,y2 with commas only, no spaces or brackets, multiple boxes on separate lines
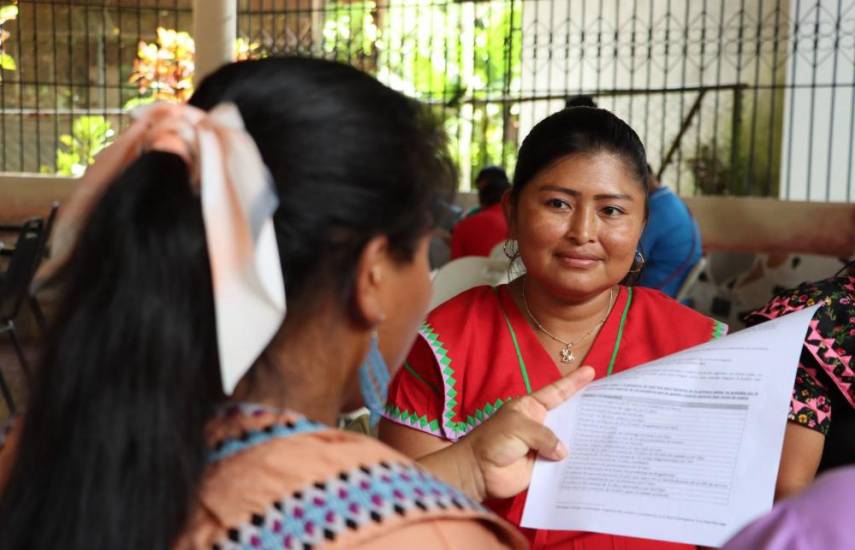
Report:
232,307,366,426
514,277,615,333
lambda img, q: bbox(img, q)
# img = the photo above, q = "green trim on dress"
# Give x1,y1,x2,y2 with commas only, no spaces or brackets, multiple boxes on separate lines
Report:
606,286,633,376
711,319,728,339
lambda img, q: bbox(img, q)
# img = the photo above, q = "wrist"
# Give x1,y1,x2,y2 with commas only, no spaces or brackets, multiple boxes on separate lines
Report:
417,437,487,502
454,435,487,501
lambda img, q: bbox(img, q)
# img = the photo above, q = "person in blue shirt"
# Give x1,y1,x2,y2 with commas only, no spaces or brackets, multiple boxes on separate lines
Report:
638,164,702,298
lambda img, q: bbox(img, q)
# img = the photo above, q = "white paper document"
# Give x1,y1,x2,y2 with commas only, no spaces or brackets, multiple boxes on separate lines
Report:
522,305,820,547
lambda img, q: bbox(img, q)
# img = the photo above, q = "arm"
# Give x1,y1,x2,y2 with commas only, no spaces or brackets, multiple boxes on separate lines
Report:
356,516,524,550
378,418,452,459
379,420,490,501
384,367,595,502
775,421,824,501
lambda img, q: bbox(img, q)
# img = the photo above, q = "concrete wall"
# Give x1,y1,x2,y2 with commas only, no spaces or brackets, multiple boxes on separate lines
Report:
1,177,851,336
685,196,854,257
781,0,855,202
517,0,789,196
454,191,854,258
0,174,77,223
2,178,852,258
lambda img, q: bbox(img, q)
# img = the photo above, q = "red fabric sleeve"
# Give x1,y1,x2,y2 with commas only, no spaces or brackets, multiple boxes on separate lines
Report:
382,336,446,436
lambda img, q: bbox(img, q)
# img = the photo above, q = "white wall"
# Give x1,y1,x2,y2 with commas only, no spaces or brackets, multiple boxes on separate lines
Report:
780,0,855,202
517,0,791,196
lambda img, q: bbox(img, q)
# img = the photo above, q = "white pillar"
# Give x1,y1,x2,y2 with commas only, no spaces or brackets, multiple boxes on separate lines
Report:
193,0,237,85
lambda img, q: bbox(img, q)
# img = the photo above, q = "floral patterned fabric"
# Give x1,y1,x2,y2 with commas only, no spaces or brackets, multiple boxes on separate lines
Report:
744,276,855,436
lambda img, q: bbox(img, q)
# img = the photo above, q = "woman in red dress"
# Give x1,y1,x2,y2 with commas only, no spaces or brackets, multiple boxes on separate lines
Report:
380,107,727,549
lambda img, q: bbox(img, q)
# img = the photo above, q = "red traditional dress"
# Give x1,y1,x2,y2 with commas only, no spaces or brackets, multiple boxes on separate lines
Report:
383,284,727,550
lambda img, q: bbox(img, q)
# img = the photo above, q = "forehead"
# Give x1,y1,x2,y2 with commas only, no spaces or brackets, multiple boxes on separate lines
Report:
527,152,644,196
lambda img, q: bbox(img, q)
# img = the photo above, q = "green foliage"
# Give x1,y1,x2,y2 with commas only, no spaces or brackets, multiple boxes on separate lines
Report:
686,88,783,197
321,0,521,188
322,1,379,64
47,116,115,177
0,3,17,79
122,94,157,111
0,4,17,23
0,51,13,70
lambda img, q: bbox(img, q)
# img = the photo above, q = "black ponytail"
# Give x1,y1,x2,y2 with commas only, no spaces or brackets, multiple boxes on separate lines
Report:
0,56,454,549
0,152,222,550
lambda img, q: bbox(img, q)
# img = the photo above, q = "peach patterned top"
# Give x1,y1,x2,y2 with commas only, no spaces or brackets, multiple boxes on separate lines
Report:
0,404,526,550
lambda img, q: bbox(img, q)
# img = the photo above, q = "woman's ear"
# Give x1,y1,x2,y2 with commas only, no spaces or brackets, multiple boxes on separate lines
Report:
501,190,517,239
352,234,391,327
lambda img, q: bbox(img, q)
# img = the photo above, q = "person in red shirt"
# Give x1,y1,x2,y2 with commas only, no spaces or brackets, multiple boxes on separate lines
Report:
450,167,510,259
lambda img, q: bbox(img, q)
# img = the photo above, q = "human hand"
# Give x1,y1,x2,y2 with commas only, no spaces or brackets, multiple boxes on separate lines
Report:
459,366,595,501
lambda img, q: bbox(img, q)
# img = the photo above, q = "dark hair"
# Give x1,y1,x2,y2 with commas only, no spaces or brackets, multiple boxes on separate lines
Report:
478,178,510,208
475,166,510,207
511,107,649,216
565,94,598,108
190,58,454,305
0,57,453,550
509,107,649,284
474,165,509,189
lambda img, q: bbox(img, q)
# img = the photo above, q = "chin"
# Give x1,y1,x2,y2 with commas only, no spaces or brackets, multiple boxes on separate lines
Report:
550,270,602,289
549,276,616,300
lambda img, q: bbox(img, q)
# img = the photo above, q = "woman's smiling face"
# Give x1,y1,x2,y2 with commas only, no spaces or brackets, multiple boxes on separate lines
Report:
507,151,647,300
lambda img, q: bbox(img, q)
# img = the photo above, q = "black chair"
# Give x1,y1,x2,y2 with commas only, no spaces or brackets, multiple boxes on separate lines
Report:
0,218,46,412
27,201,60,335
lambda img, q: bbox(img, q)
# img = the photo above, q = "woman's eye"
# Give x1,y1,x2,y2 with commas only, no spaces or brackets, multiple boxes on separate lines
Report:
546,198,570,209
602,206,625,217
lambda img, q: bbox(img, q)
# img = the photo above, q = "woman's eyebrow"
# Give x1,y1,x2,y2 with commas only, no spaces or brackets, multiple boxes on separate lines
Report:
539,184,633,201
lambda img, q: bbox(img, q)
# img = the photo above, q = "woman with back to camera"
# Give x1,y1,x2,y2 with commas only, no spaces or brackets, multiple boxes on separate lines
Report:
0,57,595,550
380,106,729,549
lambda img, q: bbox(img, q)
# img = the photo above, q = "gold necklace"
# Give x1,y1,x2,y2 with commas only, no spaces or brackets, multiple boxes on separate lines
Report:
521,281,616,364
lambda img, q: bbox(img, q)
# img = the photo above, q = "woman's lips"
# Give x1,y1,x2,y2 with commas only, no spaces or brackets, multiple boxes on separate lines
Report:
556,252,601,268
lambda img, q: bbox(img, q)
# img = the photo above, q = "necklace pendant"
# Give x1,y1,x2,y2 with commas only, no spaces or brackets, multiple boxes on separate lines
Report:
559,344,575,364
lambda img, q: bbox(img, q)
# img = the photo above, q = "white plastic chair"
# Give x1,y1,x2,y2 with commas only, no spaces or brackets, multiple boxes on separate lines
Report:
675,256,708,304
430,256,510,309
489,240,508,260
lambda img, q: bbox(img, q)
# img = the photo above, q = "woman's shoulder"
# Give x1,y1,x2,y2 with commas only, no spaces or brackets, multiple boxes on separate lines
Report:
181,404,518,549
746,275,854,324
629,286,727,341
723,466,855,550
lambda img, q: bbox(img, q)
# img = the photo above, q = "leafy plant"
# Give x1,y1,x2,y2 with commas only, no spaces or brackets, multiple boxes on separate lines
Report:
322,1,379,65
130,27,196,103
47,116,115,177
0,2,18,78
321,0,522,188
686,88,783,197
127,28,265,107
235,37,264,61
